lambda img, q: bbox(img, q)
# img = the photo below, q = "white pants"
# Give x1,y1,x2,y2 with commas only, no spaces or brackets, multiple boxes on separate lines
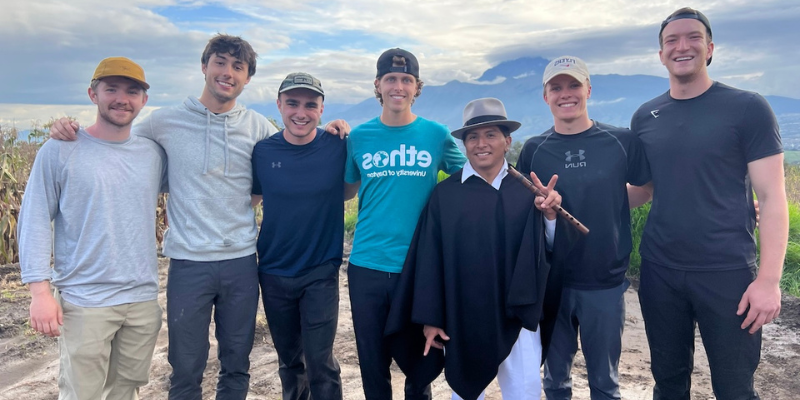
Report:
452,327,542,400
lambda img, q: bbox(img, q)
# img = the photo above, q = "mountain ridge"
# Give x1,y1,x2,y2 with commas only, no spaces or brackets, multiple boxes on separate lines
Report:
250,57,800,147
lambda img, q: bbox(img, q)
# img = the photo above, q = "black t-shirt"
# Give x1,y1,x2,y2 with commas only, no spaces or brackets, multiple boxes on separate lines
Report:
630,82,782,270
517,121,650,289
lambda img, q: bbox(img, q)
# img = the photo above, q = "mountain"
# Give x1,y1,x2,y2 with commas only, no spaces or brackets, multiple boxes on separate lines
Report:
252,57,800,148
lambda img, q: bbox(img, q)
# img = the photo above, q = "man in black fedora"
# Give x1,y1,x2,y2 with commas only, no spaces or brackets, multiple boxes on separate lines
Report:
387,98,567,400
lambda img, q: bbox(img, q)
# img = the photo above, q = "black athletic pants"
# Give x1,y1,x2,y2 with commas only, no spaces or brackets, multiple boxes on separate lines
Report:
638,259,761,400
259,263,343,400
347,263,432,400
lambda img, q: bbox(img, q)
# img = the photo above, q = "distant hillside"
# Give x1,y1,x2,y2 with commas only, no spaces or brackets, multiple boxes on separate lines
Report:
251,56,800,147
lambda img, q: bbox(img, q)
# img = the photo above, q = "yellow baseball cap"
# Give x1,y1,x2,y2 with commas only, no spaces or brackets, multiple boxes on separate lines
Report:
92,57,150,90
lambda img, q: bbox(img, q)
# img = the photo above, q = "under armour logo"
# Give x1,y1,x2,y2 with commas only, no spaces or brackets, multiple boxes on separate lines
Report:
651,110,659,118
272,162,281,168
565,150,585,162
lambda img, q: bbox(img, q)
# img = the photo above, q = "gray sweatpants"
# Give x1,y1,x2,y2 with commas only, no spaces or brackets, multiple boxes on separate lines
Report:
543,280,629,400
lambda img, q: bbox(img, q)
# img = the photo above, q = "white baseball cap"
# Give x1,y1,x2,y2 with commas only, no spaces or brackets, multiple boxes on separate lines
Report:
542,56,590,86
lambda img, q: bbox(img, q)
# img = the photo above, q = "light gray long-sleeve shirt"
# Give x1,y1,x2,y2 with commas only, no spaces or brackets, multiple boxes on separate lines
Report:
18,129,167,307
136,96,278,261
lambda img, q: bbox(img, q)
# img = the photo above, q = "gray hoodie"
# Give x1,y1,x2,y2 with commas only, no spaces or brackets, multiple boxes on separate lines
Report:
136,96,278,261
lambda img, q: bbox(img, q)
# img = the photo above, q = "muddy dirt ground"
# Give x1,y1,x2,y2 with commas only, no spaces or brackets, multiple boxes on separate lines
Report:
1,257,799,399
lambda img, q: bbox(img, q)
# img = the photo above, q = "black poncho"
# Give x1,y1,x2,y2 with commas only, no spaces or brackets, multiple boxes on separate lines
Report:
386,169,574,400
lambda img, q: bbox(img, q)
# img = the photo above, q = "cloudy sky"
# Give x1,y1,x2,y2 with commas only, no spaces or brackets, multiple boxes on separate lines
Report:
2,0,798,130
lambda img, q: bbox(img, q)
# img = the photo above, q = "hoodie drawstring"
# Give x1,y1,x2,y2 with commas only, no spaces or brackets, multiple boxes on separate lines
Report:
203,110,211,175
201,105,232,177
223,116,230,177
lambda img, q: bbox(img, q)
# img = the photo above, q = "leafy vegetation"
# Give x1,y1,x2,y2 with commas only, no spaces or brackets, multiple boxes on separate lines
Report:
783,150,800,165
344,198,358,238
0,123,48,264
627,203,650,278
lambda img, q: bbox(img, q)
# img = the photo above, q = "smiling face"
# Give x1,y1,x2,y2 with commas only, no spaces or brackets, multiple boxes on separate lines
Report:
659,18,713,82
375,72,418,114
277,88,324,145
463,125,512,182
544,74,592,128
200,52,251,112
89,76,148,128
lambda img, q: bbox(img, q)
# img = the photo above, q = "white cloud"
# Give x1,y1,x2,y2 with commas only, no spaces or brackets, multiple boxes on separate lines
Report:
588,98,626,106
2,0,798,129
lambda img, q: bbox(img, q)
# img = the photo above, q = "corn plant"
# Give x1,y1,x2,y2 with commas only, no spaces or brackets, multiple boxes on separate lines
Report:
0,124,43,264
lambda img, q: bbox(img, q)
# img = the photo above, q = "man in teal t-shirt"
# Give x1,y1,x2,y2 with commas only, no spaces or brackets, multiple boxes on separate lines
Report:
344,48,465,400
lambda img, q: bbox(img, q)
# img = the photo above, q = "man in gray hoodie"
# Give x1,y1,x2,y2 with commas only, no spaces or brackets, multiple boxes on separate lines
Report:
50,35,349,400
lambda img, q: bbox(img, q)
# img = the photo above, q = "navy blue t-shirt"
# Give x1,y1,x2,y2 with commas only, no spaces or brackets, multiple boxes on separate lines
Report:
517,121,650,289
252,128,347,276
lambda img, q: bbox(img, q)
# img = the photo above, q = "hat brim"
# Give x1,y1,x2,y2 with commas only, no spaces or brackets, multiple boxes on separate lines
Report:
543,71,590,86
96,74,150,90
279,84,325,97
450,120,521,140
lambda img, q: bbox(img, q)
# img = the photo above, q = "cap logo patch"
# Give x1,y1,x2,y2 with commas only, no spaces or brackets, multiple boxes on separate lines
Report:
292,76,313,85
554,58,578,68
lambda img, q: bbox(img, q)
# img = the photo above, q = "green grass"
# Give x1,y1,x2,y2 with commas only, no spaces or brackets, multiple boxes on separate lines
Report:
627,203,650,278
344,198,358,238
783,150,800,165
781,202,800,295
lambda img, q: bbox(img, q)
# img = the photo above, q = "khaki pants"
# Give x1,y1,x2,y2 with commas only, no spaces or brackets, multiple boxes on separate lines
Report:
57,294,162,400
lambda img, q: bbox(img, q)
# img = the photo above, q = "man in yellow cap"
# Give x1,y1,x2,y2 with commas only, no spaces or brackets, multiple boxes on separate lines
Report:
18,56,167,399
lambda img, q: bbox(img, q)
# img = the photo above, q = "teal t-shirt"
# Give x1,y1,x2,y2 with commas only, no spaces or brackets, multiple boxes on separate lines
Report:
345,116,466,273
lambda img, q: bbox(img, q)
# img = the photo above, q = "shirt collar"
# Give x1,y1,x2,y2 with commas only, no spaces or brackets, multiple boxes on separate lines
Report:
461,160,508,190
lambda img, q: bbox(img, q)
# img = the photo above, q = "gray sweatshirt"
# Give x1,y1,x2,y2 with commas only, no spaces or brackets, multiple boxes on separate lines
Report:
136,96,278,261
18,129,167,307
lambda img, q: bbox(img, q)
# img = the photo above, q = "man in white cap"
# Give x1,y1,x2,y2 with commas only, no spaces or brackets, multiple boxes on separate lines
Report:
18,56,167,399
629,7,787,398
516,56,650,399
387,97,565,400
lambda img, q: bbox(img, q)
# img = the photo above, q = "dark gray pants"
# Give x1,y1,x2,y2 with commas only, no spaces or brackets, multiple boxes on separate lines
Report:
543,280,629,400
166,254,259,400
259,263,342,400
638,260,761,400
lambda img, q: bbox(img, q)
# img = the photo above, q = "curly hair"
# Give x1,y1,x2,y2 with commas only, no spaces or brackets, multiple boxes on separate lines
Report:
201,34,258,77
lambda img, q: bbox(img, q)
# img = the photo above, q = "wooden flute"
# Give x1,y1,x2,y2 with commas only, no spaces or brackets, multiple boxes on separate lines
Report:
507,165,590,235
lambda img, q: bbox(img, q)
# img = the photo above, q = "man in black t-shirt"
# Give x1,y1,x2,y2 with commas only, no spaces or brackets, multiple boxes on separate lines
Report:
517,56,650,400
629,7,787,399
